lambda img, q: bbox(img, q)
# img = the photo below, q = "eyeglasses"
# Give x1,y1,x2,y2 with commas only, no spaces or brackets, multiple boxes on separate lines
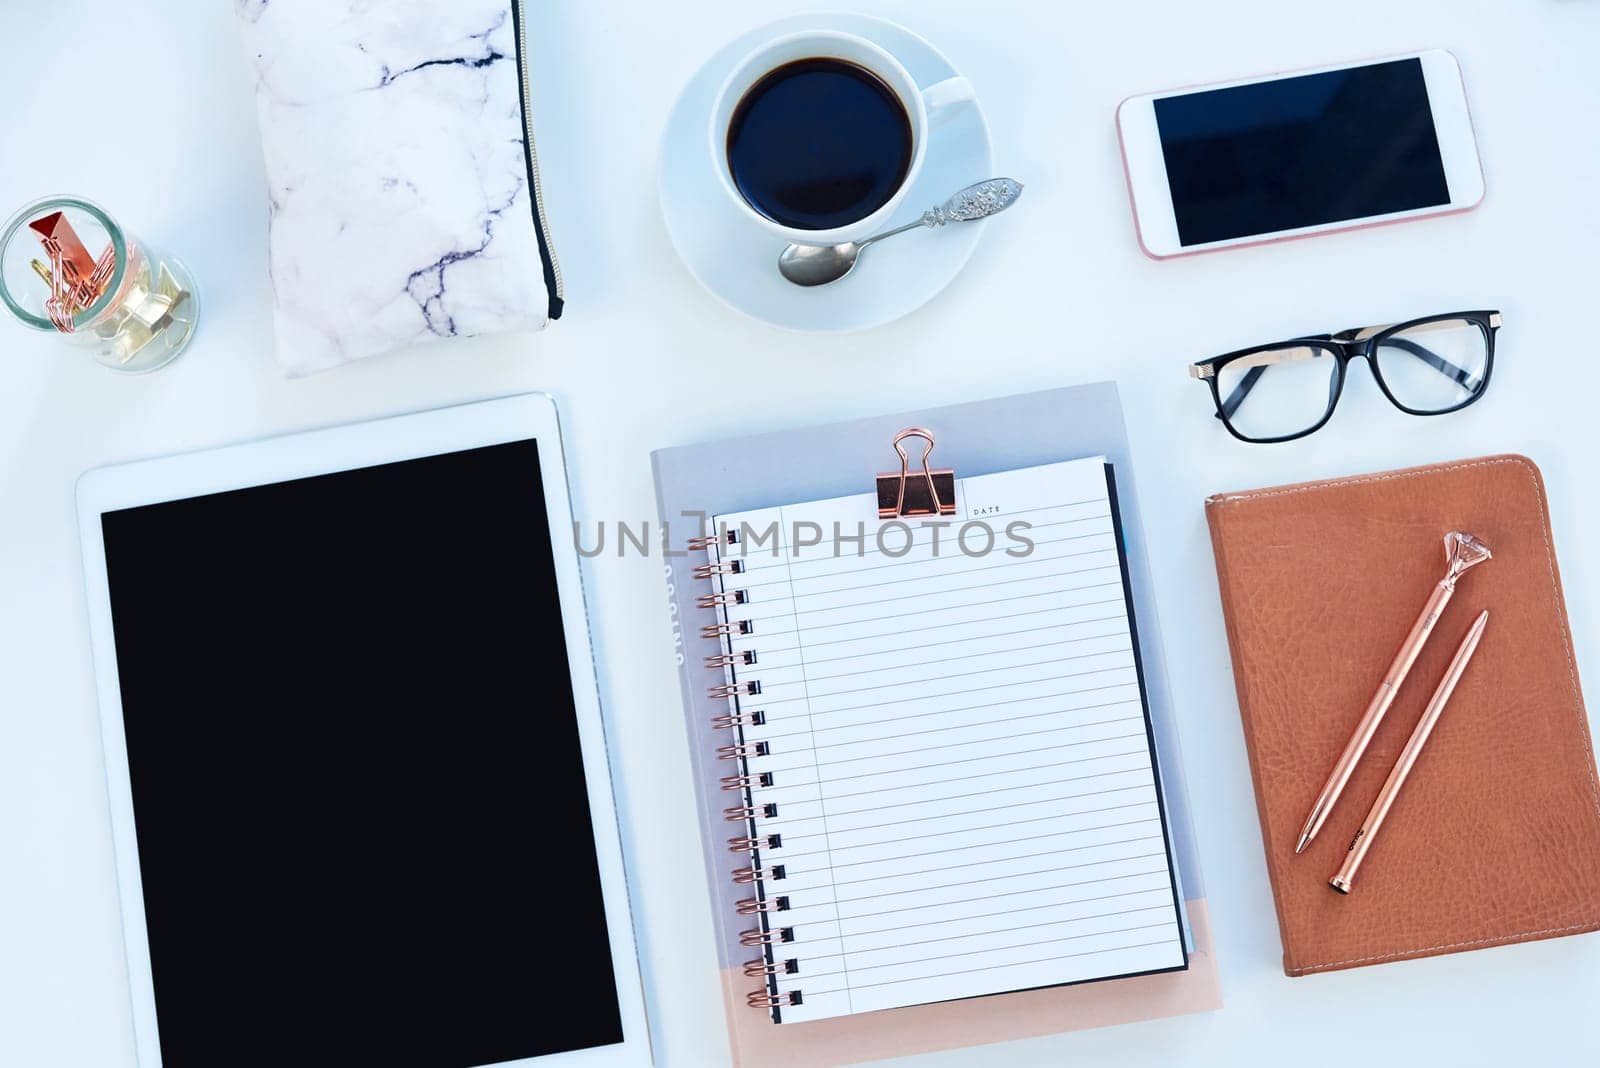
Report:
1189,310,1500,443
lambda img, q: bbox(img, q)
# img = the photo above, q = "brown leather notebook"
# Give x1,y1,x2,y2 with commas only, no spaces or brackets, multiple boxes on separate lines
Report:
1206,454,1600,976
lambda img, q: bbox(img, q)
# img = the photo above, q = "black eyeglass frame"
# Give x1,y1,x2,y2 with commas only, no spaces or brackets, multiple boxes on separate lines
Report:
1189,310,1501,444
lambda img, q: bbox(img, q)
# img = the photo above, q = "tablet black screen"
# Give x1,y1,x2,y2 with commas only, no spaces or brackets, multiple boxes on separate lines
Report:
100,440,625,1067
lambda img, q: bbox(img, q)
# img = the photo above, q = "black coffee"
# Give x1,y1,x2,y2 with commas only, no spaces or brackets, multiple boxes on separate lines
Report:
726,58,913,231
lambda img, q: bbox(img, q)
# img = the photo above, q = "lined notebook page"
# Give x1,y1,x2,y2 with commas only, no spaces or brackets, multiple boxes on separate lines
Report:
708,457,1186,1024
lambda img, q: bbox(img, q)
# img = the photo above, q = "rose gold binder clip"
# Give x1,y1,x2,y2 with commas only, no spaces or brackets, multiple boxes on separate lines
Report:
29,211,116,334
876,427,956,519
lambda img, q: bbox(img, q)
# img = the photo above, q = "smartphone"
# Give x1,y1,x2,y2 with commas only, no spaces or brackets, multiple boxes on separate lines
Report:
1117,50,1484,258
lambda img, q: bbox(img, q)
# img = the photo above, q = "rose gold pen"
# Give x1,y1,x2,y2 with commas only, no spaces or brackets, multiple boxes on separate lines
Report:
1330,610,1488,893
1295,531,1491,854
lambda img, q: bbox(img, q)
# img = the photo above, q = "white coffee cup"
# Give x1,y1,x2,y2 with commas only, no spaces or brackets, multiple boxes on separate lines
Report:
709,30,974,246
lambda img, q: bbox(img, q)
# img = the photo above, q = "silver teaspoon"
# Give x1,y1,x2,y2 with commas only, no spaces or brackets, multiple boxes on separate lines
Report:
778,177,1023,287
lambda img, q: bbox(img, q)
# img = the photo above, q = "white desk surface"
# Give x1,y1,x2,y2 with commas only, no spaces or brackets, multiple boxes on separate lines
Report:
3,2,1599,1065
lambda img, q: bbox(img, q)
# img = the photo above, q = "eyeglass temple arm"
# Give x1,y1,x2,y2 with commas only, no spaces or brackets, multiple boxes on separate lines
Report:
1217,366,1264,421
1374,336,1483,391
1216,333,1481,422
1216,335,1338,420
1334,327,1482,391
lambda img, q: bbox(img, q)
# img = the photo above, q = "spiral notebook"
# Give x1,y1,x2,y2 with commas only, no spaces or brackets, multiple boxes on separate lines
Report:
654,384,1220,1066
699,455,1189,1023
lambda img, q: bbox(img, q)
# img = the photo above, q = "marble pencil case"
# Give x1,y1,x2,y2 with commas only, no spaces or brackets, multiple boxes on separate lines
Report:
236,0,562,376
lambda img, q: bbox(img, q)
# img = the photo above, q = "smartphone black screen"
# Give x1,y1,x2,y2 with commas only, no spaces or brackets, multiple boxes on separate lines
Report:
1154,57,1451,245
99,440,625,1067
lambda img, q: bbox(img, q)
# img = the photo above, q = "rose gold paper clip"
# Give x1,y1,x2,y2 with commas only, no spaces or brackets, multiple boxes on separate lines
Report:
1295,531,1491,853
1331,611,1488,893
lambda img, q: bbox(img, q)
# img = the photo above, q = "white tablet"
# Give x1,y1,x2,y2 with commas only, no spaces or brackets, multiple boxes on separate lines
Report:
76,393,650,1068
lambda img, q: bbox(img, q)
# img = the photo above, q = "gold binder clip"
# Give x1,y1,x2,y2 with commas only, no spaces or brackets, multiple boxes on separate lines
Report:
876,427,956,519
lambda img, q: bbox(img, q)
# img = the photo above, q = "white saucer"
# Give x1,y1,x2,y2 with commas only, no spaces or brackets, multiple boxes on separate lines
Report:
658,13,993,332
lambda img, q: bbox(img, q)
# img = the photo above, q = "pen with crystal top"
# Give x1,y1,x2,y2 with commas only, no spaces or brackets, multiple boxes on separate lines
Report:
1330,610,1488,893
1295,531,1491,854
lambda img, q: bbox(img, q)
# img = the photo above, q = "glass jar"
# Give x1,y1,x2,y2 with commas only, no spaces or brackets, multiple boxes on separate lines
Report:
0,196,199,373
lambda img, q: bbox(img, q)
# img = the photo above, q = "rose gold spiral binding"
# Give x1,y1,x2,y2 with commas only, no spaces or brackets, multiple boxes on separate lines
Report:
712,709,765,730
720,771,773,791
698,525,797,1012
727,834,781,854
737,896,791,915
694,559,743,579
743,957,799,977
716,740,767,760
724,802,778,822
702,620,753,639
687,528,738,552
740,926,794,947
705,649,756,669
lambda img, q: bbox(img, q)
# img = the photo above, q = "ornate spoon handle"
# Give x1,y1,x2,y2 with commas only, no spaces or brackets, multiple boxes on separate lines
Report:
858,179,1025,248
922,177,1024,227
